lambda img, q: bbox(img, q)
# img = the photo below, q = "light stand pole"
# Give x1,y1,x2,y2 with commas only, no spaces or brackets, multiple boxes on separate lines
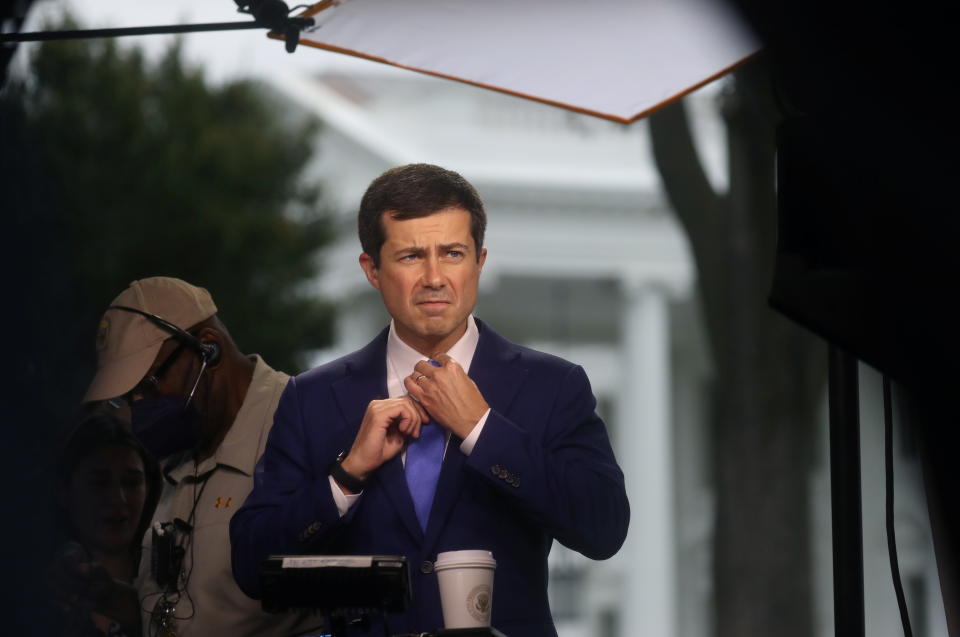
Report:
828,345,865,637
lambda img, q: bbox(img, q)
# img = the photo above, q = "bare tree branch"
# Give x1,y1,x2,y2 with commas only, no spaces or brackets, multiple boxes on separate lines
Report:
648,100,725,232
648,98,727,352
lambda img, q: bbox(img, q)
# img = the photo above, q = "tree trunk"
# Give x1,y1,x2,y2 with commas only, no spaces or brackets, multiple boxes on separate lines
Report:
649,57,824,637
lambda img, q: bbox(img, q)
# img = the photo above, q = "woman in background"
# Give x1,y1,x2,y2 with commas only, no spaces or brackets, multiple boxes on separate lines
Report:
51,405,161,636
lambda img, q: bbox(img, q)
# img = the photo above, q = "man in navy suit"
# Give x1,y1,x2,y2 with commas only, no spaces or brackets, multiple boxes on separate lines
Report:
231,164,629,636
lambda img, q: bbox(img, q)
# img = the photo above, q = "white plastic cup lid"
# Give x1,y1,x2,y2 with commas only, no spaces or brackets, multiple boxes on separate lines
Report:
436,550,496,565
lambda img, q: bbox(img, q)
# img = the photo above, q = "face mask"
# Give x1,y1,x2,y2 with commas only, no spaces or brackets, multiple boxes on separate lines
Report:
130,395,201,459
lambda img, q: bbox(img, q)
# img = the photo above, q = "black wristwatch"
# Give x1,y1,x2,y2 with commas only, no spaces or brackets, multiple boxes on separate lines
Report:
329,451,366,493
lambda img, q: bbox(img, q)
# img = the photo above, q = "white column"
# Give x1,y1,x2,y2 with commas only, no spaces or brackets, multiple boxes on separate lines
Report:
615,279,675,637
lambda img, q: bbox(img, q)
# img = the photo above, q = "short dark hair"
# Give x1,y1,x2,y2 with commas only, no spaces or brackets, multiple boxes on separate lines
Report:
358,164,487,266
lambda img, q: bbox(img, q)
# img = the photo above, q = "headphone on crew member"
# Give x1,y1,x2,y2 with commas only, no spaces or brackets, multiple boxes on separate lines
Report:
107,305,222,367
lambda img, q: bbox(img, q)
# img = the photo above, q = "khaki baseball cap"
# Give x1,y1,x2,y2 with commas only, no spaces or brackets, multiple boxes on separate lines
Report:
84,277,218,402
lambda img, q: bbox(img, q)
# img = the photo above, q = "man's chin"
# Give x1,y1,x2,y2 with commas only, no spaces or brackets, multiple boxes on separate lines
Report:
418,320,455,336
407,316,466,342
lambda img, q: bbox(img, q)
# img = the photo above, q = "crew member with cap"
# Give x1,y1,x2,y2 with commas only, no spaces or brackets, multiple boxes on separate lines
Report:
85,277,316,637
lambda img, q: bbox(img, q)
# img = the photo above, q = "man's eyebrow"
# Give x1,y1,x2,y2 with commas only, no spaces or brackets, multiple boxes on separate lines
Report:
392,245,425,257
390,242,471,256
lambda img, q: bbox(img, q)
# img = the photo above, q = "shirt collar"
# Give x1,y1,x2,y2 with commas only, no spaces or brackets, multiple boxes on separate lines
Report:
387,315,480,381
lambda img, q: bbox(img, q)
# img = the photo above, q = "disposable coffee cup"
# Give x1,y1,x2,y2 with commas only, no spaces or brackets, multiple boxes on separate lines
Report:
434,549,496,628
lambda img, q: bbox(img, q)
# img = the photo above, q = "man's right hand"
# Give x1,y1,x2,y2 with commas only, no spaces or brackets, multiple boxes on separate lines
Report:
340,397,428,485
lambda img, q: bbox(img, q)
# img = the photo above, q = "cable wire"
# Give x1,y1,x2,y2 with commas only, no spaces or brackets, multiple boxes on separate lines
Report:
883,375,914,637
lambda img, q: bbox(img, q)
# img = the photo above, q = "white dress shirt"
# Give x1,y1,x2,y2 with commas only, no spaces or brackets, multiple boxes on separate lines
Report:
329,315,491,514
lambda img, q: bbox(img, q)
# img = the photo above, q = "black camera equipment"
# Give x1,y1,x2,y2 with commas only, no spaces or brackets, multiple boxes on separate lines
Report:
386,628,507,636
151,520,190,590
261,555,411,636
234,0,316,52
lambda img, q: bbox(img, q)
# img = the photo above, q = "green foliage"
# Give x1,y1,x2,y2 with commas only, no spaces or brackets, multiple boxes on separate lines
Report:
3,23,335,395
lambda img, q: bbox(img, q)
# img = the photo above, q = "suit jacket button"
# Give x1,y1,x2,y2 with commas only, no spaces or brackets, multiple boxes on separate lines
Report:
511,476,521,488
490,464,501,476
421,560,434,574
498,468,509,479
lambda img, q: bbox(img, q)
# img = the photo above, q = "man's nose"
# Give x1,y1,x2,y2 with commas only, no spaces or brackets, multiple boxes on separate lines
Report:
421,257,445,288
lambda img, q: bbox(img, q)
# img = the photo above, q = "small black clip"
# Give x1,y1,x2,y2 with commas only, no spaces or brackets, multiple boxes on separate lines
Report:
173,517,194,533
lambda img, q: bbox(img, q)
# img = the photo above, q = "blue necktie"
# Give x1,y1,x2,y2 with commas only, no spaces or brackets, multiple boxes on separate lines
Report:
405,421,445,530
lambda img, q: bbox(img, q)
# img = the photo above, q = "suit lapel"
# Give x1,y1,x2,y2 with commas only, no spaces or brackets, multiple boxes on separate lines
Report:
422,320,528,553
331,329,426,544
468,320,528,418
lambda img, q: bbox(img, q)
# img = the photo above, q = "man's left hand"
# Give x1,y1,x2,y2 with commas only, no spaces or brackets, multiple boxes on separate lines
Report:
404,353,489,439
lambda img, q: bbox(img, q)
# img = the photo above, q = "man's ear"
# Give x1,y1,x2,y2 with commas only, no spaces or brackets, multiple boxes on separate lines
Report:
194,327,223,368
359,253,381,290
478,247,487,270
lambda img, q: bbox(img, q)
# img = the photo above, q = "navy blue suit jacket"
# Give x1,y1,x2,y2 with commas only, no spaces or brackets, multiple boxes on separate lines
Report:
231,320,629,637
